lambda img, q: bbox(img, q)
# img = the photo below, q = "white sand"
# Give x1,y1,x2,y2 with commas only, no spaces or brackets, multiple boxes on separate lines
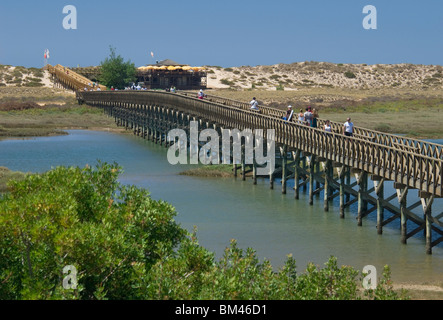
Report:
206,62,443,91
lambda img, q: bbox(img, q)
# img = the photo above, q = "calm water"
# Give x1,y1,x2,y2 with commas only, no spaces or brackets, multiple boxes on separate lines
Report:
1,129,443,284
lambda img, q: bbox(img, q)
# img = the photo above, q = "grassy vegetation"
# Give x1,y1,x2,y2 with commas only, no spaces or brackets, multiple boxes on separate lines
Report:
0,87,122,138
205,87,443,139
0,167,26,193
179,164,234,178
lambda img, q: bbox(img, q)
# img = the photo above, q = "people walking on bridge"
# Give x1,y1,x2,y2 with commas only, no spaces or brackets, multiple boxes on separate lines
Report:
198,89,205,99
343,117,354,137
250,97,259,111
282,105,294,122
297,108,305,124
311,108,319,128
324,120,332,133
304,107,313,126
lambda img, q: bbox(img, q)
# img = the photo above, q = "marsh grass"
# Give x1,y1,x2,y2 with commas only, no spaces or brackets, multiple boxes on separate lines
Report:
179,164,233,178
0,167,26,193
0,87,120,138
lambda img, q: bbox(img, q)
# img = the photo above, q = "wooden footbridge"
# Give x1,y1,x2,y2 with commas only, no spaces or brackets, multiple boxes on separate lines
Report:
46,64,106,91
49,66,443,254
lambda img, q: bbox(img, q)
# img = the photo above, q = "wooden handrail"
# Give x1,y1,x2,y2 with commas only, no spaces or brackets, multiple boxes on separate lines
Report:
46,64,106,91
177,90,443,160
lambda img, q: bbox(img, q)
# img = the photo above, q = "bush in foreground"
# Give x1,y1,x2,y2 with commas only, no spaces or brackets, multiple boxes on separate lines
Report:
0,162,407,300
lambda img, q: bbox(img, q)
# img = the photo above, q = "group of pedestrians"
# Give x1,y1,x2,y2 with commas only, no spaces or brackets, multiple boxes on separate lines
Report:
249,96,354,136
296,106,319,127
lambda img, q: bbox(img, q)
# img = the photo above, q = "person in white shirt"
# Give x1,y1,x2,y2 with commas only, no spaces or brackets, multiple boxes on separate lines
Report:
297,109,305,124
324,120,332,133
343,118,354,137
250,97,259,111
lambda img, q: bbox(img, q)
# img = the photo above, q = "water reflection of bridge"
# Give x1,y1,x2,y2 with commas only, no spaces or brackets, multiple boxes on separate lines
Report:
48,64,443,255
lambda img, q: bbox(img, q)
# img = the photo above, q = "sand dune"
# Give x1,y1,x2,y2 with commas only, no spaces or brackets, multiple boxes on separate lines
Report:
206,62,443,91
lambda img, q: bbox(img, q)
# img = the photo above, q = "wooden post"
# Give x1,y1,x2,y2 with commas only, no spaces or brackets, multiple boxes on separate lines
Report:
356,170,368,227
241,143,246,181
309,155,315,205
293,151,301,200
281,145,287,194
395,183,409,244
420,193,434,255
324,160,332,212
374,177,385,235
338,166,346,219
345,169,351,203
426,209,432,255
252,158,257,185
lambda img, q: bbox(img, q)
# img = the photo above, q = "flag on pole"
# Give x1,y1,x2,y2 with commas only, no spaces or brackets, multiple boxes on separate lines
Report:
151,51,154,58
44,49,50,59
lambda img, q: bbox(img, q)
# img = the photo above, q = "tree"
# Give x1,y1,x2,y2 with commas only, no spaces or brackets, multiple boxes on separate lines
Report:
99,46,136,89
0,162,186,299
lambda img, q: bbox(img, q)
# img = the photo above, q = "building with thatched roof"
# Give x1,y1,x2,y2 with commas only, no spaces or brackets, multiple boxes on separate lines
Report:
136,59,207,90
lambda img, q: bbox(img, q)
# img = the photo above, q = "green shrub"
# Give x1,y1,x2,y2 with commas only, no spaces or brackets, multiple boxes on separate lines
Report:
0,162,408,300
220,78,235,86
344,71,356,79
0,162,186,299
276,83,285,91
23,81,44,87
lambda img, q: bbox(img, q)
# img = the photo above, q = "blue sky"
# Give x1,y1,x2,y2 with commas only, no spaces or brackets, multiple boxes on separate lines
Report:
0,0,442,68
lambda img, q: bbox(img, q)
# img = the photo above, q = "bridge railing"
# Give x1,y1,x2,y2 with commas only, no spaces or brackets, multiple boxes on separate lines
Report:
178,90,443,160
46,64,106,91
78,90,443,197
178,91,283,118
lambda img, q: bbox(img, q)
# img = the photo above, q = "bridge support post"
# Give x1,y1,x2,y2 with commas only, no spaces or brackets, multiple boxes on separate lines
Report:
395,183,409,244
336,164,346,219
373,176,385,235
346,169,351,203
323,160,332,212
309,155,315,205
420,193,434,254
252,158,257,185
355,170,368,227
241,143,246,181
269,147,275,190
280,145,287,194
292,150,301,200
